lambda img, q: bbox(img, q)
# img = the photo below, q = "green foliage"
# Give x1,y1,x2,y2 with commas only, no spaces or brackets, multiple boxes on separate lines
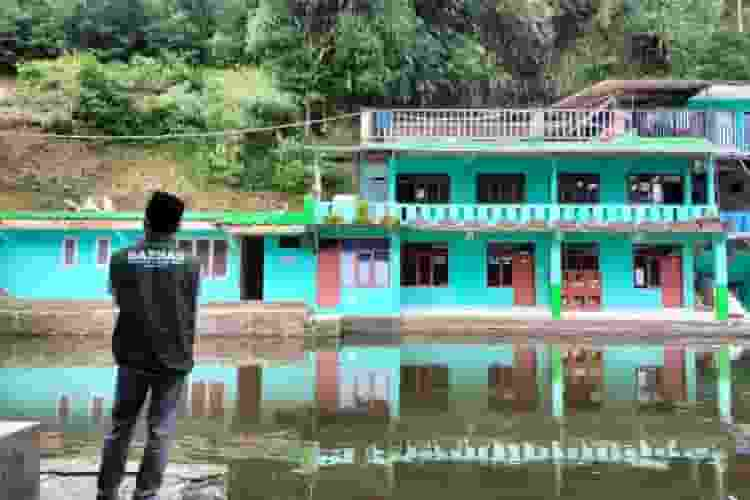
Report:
76,58,141,135
692,31,750,81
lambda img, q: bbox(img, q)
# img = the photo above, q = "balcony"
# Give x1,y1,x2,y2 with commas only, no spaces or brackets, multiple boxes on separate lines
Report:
318,201,721,232
361,108,742,147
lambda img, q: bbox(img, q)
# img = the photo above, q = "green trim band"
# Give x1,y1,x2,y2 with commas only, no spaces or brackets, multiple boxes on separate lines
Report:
550,284,562,320
715,286,729,321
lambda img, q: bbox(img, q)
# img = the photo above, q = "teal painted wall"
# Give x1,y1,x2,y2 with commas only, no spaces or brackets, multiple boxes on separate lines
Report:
0,355,316,418
400,343,513,367
398,230,703,311
602,346,664,403
400,230,550,309
263,236,316,305
0,229,241,303
391,156,691,204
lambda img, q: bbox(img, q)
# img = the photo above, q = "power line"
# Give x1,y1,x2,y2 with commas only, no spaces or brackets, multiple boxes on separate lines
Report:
0,111,363,141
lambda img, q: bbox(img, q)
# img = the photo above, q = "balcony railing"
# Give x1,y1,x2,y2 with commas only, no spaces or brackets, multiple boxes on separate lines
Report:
318,201,719,227
361,108,741,147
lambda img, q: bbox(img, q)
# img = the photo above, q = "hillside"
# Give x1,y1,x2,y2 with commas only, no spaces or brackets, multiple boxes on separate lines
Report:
0,68,294,212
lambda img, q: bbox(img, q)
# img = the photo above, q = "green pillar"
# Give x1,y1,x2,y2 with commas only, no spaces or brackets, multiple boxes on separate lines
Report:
684,162,693,206
391,232,401,315
550,161,558,204
706,156,716,207
713,234,729,321
682,242,695,309
550,345,564,418
550,233,562,319
718,345,732,422
388,153,397,203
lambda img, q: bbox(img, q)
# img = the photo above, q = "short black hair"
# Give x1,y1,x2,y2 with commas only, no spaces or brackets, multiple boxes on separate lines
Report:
145,191,185,233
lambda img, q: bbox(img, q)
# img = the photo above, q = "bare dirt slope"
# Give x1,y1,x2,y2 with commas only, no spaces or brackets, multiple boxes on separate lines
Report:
0,76,288,212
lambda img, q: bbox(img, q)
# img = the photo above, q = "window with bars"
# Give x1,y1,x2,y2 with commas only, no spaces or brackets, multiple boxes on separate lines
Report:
477,174,525,203
96,238,111,267
354,248,389,288
487,253,513,288
396,174,450,203
401,243,449,287
62,238,78,266
177,239,228,278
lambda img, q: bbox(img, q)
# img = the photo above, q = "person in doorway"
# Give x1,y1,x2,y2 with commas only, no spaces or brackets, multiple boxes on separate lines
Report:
96,191,202,500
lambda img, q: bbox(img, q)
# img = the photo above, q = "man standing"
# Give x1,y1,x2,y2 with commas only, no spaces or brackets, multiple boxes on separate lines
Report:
97,191,202,500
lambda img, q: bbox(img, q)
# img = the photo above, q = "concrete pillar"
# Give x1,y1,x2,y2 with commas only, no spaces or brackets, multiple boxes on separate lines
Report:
390,232,401,315
683,242,695,309
550,233,562,319
706,156,717,206
685,347,697,403
713,234,729,321
685,162,693,206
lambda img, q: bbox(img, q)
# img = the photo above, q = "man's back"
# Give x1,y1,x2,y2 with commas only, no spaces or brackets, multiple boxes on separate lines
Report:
109,238,201,376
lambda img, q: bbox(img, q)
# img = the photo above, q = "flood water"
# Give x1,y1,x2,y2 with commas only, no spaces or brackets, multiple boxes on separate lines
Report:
2,332,750,499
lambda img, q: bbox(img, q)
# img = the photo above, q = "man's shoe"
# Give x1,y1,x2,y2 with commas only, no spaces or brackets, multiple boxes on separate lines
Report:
132,490,159,500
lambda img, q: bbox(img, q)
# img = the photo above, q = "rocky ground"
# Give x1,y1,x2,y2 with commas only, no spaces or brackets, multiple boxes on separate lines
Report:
41,460,227,500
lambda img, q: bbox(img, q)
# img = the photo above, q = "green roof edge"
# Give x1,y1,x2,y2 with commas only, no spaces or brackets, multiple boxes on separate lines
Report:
0,194,316,226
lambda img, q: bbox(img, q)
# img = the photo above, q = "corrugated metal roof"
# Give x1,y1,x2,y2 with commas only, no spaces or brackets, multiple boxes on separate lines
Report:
554,80,713,108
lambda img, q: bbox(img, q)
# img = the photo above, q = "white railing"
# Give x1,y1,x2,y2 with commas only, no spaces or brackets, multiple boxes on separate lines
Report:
362,108,616,143
361,108,744,148
317,201,719,227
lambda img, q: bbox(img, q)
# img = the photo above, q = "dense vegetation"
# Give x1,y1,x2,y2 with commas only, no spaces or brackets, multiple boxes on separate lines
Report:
0,0,749,197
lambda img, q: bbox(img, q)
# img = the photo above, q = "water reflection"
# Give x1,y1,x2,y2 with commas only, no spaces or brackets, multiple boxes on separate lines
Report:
1,335,749,499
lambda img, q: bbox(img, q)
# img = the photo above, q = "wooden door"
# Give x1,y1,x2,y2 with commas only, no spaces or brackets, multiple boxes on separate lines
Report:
317,240,341,308
512,253,536,306
660,255,683,308
316,351,339,415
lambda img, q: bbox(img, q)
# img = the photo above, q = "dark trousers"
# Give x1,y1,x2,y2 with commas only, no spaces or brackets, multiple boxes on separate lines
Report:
97,365,187,500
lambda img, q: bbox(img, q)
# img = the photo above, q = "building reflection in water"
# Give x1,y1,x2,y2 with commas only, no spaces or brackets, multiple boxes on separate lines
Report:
31,341,746,499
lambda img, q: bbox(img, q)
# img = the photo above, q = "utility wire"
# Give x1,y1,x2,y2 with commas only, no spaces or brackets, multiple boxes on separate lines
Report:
0,111,363,141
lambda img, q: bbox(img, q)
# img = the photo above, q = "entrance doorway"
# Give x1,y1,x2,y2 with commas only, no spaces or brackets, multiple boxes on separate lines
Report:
241,237,264,301
486,243,536,306
633,245,683,308
562,243,601,310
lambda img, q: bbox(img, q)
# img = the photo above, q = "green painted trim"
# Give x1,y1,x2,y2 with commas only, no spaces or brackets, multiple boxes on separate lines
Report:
688,99,750,112
0,195,317,227
550,284,562,320
715,286,729,321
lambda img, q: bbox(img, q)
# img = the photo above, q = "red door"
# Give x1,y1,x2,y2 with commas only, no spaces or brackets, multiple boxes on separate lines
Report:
663,345,685,402
317,240,341,308
660,255,683,308
512,253,536,306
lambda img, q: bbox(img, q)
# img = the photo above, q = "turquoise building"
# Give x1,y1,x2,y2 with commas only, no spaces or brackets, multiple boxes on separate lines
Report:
2,80,750,321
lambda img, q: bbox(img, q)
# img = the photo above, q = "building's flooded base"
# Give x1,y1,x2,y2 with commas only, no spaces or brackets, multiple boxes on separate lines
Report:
2,332,750,499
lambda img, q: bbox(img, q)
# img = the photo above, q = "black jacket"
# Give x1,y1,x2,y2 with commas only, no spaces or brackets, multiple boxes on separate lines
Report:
109,236,201,375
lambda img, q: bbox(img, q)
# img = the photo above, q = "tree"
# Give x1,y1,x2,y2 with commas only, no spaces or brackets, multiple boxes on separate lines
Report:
692,30,750,80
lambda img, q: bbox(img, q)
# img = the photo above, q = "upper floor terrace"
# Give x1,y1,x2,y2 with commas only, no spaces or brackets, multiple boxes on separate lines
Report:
359,107,750,153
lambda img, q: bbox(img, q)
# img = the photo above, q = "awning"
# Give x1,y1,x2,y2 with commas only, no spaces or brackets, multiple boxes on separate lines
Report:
0,220,217,230
221,225,307,235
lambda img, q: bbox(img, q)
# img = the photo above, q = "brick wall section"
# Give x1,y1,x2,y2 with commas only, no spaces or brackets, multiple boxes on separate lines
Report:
0,302,308,337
